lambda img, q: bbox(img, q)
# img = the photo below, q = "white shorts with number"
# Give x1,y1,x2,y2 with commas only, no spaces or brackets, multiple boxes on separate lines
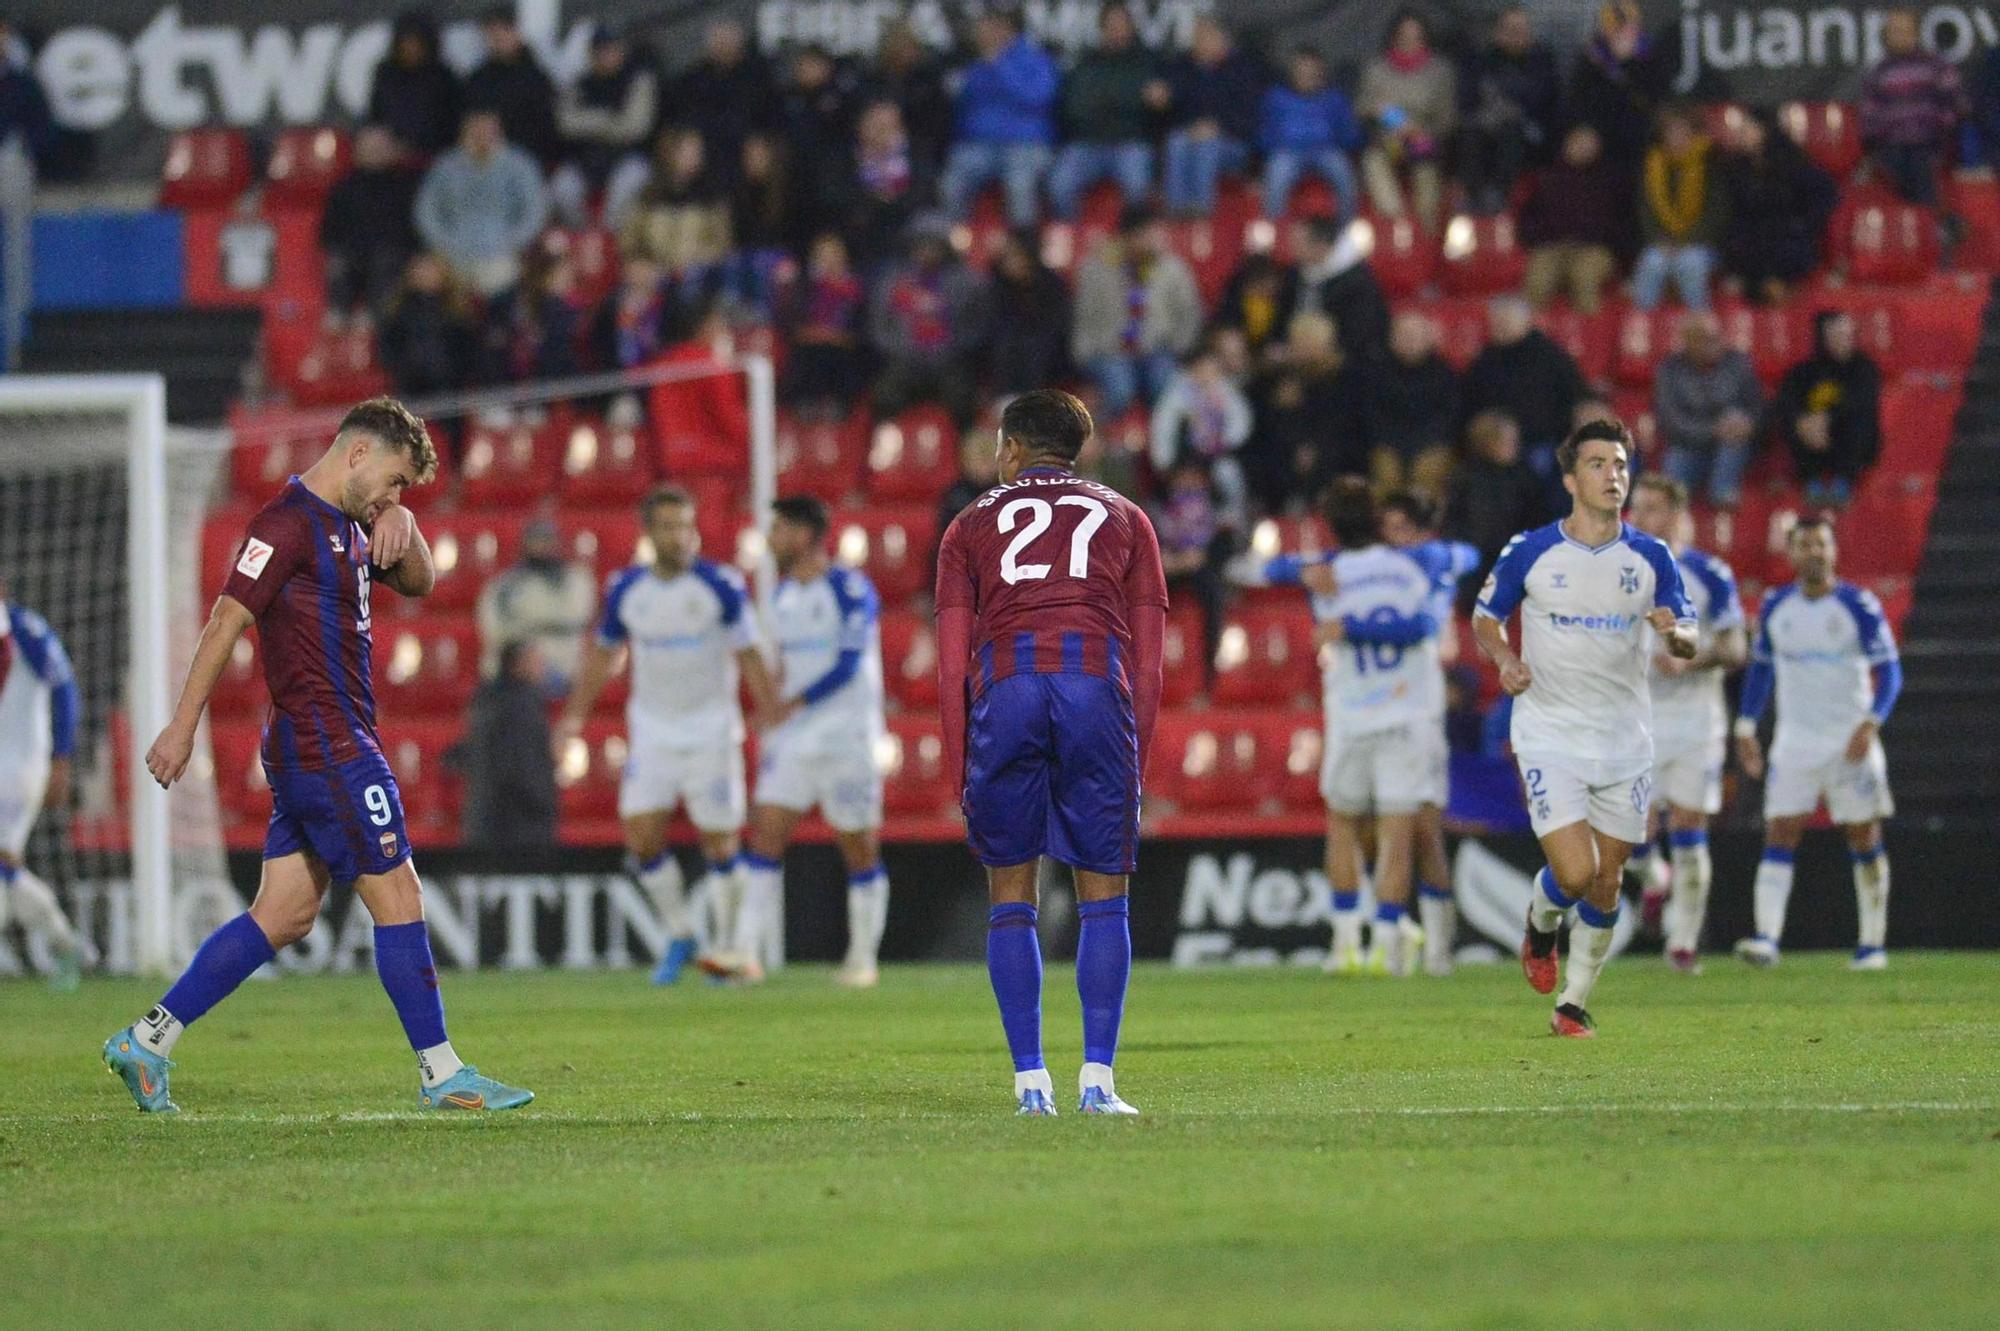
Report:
1654,728,1725,816
1321,724,1431,816
0,758,48,857
1765,740,1894,824
1515,752,1651,844
754,740,884,833
619,741,746,831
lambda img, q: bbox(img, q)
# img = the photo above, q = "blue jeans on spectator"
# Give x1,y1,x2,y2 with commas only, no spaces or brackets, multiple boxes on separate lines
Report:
941,141,1053,226
1162,131,1249,216
1632,243,1715,310
1872,143,1942,207
1803,474,1854,508
1666,442,1751,507
1261,148,1359,221
1049,142,1154,220
1089,351,1180,419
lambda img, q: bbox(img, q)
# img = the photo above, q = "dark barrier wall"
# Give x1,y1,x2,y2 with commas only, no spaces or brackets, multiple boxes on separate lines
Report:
18,2,2000,181
194,828,1998,972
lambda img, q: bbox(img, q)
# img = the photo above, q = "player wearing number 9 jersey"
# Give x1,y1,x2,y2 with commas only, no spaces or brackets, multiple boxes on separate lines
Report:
105,398,531,1115
936,390,1167,1117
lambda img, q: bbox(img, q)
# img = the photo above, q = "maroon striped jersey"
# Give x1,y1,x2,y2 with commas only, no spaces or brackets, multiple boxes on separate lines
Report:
935,466,1168,699
221,478,380,771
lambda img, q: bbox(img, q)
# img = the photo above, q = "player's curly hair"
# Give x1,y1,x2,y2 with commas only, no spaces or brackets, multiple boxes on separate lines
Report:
1556,416,1631,476
1001,389,1094,463
336,397,439,485
1321,476,1378,549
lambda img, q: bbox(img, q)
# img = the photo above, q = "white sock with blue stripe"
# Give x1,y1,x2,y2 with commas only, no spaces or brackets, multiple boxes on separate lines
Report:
735,853,784,966
845,865,889,966
1753,849,1795,945
1560,900,1619,1009
1666,829,1712,954
633,851,691,941
1529,868,1573,935
1851,845,1889,951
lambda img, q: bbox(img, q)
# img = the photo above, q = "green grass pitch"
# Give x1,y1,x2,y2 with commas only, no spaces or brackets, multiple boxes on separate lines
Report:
3,953,1997,1330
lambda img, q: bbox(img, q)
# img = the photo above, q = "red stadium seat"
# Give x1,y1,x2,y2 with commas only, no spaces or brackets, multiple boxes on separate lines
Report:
160,129,252,208
1612,307,1692,388
834,506,936,604
1878,375,1960,473
1416,298,1489,370
1535,307,1613,385
1843,201,1940,285
1717,301,1810,386
555,721,626,821
866,405,959,503
200,504,257,605
1158,602,1206,707
290,328,389,407
1210,604,1316,706
382,720,464,839
1438,214,1527,297
1702,102,1751,145
776,411,866,505
1159,714,1273,813
423,511,525,612
555,507,643,579
265,127,351,206
1360,213,1438,298
879,610,940,710
458,416,566,510
561,417,657,506
207,720,270,843
1264,712,1325,814
1780,101,1862,180
1838,473,1935,576
541,227,620,308
373,616,481,718
883,716,949,817
1164,217,1244,306
208,631,269,721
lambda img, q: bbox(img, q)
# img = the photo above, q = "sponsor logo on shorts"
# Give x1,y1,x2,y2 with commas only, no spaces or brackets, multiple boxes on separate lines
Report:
379,831,399,857
235,537,275,580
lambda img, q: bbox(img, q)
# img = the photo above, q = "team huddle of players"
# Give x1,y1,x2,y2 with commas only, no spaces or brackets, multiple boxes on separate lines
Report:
0,391,1901,1114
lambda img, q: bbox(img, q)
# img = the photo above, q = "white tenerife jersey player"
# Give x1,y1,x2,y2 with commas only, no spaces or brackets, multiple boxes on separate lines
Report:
1312,545,1442,814
1476,521,1693,841
758,566,886,831
596,558,758,828
1754,580,1898,820
1648,546,1744,812
0,602,79,856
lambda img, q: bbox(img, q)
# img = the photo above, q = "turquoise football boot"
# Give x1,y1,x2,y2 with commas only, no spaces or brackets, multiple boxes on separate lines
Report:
652,936,697,986
418,1066,534,1111
103,1028,178,1114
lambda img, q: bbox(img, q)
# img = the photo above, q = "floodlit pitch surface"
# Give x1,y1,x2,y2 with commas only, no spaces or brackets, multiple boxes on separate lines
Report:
3,954,1996,1329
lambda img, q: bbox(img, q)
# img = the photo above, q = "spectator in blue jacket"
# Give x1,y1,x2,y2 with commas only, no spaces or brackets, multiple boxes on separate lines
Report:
1260,46,1362,221
939,12,1059,227
1048,5,1170,221
1161,16,1266,218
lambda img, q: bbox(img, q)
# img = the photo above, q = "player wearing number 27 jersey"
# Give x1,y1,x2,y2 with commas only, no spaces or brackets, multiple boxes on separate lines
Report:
936,391,1166,1117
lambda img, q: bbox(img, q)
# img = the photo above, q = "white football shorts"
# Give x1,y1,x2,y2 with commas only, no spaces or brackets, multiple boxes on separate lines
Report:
619,740,746,831
1654,727,1725,816
1764,739,1894,824
754,736,884,833
0,758,48,858
1514,751,1651,844
1321,724,1433,816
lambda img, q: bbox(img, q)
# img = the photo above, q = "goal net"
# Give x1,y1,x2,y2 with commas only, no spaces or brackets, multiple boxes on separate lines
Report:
0,376,235,978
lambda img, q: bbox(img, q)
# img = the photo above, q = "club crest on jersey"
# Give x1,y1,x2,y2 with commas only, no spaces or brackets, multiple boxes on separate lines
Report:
236,537,275,580
1620,565,1640,594
379,831,399,857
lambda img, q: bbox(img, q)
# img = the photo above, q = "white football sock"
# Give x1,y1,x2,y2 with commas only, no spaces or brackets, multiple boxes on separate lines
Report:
735,855,783,962
1629,842,1664,890
845,867,888,965
417,1040,464,1088
5,865,78,952
634,852,691,940
1417,887,1454,969
1753,852,1796,944
1529,868,1570,935
707,858,745,955
1667,838,1712,953
1329,892,1363,957
1560,912,1618,1009
1852,848,1890,950
134,1004,184,1057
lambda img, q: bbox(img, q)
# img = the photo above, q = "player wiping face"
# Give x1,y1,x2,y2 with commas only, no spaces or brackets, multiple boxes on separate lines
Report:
113,397,531,1115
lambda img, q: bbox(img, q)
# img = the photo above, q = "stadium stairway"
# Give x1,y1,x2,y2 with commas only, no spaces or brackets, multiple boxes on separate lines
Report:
21,307,260,425
1893,276,2000,824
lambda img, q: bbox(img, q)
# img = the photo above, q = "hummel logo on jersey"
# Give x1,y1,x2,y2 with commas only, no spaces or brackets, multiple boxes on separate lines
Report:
329,533,345,553
1620,565,1640,594
1550,573,1568,589
236,537,275,580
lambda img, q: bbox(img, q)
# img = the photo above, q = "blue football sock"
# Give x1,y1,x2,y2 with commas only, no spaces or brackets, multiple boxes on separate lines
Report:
157,912,276,1028
1076,896,1132,1068
986,903,1044,1073
373,922,449,1052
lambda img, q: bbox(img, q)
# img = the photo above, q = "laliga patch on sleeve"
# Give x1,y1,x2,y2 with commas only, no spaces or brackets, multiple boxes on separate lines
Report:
236,537,275,580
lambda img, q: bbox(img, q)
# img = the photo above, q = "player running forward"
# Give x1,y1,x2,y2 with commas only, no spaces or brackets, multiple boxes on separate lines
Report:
1379,492,1481,975
936,390,1167,1116
1626,475,1747,973
1472,419,1696,1038
711,496,890,988
107,398,531,1114
1733,516,1901,970
555,484,779,985
1260,480,1445,977
0,589,87,989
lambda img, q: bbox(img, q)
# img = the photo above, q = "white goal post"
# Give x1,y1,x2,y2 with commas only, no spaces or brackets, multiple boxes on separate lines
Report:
0,374,177,974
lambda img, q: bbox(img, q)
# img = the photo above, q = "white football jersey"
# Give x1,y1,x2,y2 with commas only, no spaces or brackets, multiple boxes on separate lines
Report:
1279,546,1439,739
596,560,758,749
1475,521,1694,771
1648,546,1745,747
1406,539,1481,723
767,566,885,758
0,602,77,770
1755,581,1898,765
